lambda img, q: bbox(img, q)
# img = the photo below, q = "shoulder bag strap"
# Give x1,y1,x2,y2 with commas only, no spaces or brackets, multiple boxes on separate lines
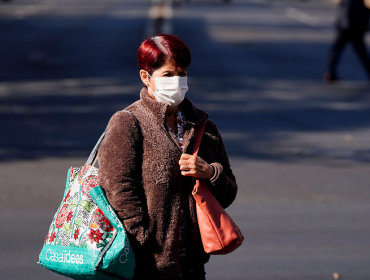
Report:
85,110,138,166
192,120,208,157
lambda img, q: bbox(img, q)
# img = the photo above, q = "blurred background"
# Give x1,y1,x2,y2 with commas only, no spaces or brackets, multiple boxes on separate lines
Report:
1,0,370,279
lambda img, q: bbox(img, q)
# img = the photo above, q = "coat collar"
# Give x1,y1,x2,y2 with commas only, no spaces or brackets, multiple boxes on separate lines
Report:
140,87,209,128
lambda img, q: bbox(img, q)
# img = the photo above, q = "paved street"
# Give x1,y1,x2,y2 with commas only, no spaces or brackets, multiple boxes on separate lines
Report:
0,0,370,279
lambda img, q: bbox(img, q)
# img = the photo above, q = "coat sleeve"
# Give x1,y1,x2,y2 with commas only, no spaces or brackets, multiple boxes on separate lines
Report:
204,121,238,209
97,111,149,247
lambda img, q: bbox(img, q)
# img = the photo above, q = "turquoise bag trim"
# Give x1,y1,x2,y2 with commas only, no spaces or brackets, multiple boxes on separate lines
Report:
90,186,136,279
39,245,129,280
39,244,99,277
64,168,71,193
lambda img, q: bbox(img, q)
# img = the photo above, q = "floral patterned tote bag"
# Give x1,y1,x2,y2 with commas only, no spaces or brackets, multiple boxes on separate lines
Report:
38,110,136,280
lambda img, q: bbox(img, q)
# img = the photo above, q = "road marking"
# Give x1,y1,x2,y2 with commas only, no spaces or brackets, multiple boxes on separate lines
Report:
248,0,265,3
285,7,321,27
145,0,173,37
249,0,283,6
13,0,58,20
248,0,322,27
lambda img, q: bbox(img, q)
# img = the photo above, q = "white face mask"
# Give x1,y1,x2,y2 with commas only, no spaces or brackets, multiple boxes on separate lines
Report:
147,72,188,107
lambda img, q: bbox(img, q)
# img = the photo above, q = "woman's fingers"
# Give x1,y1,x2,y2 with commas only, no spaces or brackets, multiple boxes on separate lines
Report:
179,154,214,179
180,164,194,171
180,153,192,160
179,153,192,165
179,154,195,175
182,170,195,176
179,153,194,168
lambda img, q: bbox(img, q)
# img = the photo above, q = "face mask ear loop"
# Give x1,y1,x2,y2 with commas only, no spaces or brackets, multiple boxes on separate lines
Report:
146,71,155,92
147,84,154,95
146,71,154,81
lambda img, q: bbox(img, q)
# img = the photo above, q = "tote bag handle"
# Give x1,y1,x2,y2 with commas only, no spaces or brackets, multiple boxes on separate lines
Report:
85,110,138,166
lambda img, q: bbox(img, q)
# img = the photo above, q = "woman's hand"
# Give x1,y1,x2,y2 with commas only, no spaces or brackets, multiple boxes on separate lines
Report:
179,153,214,180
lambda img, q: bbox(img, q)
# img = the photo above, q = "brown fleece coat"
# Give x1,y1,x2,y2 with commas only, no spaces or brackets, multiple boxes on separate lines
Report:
97,87,238,279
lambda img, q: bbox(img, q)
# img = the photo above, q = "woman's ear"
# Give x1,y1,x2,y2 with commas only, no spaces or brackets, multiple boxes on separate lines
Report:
140,70,150,86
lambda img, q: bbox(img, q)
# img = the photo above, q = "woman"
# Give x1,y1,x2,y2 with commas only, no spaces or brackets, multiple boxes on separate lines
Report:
97,34,238,280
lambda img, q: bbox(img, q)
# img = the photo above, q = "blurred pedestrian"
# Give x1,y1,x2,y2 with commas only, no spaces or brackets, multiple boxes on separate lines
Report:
324,0,370,82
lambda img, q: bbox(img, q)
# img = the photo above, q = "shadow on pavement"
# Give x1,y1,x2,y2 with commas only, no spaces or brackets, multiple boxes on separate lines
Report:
1,7,370,165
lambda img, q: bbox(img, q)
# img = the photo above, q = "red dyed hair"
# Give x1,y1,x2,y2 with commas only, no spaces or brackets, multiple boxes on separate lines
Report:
137,34,191,75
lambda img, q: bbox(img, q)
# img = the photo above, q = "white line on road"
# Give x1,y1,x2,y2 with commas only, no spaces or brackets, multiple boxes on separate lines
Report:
248,0,322,27
13,0,58,20
285,7,321,27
